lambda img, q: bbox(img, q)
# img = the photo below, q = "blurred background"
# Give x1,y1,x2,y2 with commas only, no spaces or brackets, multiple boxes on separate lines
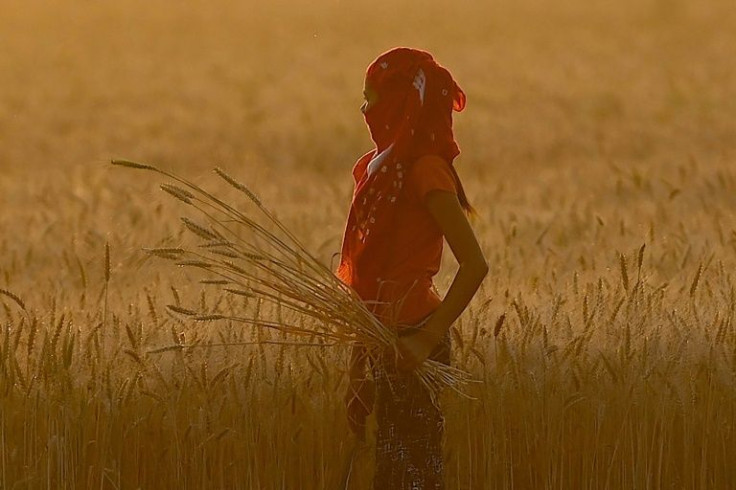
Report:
2,0,735,174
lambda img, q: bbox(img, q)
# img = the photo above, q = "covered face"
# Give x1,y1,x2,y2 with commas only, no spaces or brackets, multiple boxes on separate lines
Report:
361,47,466,163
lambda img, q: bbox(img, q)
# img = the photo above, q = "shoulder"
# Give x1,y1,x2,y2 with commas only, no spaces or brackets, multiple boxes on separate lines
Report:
407,154,458,200
412,154,449,170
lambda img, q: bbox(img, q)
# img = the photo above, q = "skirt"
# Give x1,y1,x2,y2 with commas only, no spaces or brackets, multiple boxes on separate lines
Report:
371,324,452,490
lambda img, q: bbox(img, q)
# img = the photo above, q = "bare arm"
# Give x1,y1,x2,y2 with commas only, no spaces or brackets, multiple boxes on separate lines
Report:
424,190,488,338
396,190,488,370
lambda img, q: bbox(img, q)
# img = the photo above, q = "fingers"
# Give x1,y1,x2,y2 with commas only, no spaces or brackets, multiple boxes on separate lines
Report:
381,347,415,373
396,356,419,373
379,339,428,373
396,342,421,373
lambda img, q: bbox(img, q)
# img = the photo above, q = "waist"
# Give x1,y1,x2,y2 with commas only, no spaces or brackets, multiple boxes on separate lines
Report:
358,278,441,326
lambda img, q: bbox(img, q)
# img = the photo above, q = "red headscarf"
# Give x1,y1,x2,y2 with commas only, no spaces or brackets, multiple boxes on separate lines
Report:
337,47,466,306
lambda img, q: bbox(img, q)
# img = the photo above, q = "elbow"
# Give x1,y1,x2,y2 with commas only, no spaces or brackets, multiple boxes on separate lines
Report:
462,257,488,283
474,249,489,278
477,259,489,281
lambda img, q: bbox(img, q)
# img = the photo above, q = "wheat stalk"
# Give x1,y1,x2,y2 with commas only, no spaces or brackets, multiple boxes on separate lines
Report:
111,158,474,397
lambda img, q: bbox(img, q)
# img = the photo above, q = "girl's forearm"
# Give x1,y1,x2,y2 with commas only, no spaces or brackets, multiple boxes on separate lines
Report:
426,260,488,341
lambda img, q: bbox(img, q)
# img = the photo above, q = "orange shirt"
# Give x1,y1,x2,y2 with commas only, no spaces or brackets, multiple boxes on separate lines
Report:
350,154,458,326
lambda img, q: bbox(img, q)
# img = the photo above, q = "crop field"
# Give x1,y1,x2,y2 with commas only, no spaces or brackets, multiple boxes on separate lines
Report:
1,0,736,488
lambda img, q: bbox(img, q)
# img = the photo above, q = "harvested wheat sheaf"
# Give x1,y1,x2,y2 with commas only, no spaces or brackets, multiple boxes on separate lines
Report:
111,158,474,399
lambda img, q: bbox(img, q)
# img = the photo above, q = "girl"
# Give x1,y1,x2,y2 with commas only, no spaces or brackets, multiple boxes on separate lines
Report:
338,48,488,489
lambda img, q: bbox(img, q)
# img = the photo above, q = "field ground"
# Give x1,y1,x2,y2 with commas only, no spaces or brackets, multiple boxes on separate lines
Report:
1,0,736,488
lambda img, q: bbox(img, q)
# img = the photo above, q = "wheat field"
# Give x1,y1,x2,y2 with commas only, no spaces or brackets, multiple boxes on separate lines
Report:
1,0,736,488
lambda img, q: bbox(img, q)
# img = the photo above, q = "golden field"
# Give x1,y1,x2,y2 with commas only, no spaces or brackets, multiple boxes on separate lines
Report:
1,0,736,488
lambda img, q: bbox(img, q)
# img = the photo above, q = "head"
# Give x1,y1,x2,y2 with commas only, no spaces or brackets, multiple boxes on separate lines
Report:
360,47,473,213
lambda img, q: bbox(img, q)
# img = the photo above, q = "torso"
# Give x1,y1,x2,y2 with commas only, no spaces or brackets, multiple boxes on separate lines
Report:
350,154,457,325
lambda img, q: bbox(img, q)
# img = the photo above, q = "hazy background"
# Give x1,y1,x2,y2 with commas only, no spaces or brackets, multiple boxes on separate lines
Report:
2,0,735,298
3,0,735,171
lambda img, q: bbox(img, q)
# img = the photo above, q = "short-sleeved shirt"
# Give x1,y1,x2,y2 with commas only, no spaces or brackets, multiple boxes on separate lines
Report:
363,154,458,325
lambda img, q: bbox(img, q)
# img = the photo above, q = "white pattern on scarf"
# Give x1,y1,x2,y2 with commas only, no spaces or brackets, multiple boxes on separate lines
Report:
412,68,426,106
367,143,394,176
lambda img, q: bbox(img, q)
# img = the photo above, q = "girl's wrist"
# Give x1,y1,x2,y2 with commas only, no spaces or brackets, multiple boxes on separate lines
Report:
424,318,448,343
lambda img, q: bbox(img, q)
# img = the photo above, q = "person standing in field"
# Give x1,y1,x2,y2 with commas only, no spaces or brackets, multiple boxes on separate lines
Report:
337,47,488,489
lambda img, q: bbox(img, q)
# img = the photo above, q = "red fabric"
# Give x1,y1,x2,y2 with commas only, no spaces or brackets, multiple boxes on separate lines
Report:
336,48,465,326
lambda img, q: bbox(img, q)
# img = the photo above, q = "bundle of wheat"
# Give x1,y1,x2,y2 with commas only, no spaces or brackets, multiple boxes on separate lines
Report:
111,159,474,400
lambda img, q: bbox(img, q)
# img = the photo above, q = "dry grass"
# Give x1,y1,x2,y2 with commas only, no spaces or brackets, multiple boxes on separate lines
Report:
2,0,736,488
